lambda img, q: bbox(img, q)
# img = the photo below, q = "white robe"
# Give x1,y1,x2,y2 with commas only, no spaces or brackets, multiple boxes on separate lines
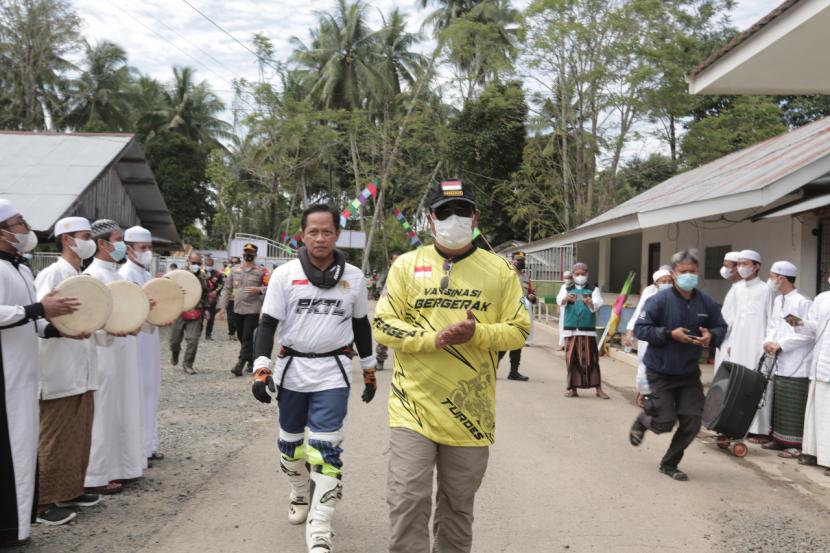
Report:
728,277,774,435
84,258,146,486
120,260,162,458
763,289,813,378
556,284,568,347
796,292,830,466
627,284,658,394
714,280,741,371
0,255,44,541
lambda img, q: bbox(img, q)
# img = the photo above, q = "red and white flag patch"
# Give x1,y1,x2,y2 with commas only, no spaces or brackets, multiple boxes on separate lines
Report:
441,180,462,192
414,266,433,278
292,279,309,286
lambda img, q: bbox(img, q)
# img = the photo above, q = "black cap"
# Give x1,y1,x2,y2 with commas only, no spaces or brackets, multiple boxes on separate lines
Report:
427,179,477,210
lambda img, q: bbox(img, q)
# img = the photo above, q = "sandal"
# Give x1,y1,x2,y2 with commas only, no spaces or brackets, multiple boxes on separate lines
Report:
149,452,165,461
596,390,610,400
798,454,817,466
747,435,771,445
564,389,578,398
778,448,801,459
761,440,784,450
659,466,688,481
85,481,123,495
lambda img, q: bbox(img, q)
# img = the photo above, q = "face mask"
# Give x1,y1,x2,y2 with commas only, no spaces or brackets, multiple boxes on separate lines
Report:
190,264,201,272
574,275,588,286
2,229,38,253
676,273,699,291
659,283,673,291
433,215,474,250
243,253,255,262
767,278,781,292
69,237,96,260
515,260,525,270
719,266,734,280
105,240,127,262
137,250,153,267
738,265,755,279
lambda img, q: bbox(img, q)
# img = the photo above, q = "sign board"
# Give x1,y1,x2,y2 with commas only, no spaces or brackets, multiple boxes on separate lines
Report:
336,230,366,250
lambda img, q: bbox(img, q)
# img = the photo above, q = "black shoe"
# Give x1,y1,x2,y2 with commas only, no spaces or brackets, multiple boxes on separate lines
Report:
171,351,179,366
205,335,213,341
56,493,101,508
36,506,77,526
183,365,197,375
629,418,646,447
231,360,244,377
659,466,688,481
244,361,253,374
507,371,529,381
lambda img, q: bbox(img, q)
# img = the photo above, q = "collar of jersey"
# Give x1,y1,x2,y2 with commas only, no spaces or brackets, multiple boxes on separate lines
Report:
433,244,477,263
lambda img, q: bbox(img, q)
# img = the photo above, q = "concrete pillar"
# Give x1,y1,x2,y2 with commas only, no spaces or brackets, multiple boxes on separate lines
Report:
598,237,611,292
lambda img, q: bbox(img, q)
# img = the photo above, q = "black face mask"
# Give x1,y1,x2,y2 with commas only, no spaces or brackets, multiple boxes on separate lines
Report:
243,253,255,262
515,260,525,270
298,246,346,289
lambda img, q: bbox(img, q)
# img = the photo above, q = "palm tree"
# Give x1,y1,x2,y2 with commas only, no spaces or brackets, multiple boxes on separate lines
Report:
0,0,80,130
162,66,232,146
291,0,383,111
65,40,134,131
131,74,168,142
374,8,424,100
419,0,478,32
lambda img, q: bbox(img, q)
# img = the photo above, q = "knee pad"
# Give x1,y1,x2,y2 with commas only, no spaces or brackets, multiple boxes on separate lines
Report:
306,430,344,478
278,430,305,461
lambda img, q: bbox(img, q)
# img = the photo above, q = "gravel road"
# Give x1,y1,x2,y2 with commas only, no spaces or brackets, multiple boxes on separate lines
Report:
29,323,268,553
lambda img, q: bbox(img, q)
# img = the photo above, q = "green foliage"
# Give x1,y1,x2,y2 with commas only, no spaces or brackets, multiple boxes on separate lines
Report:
614,154,678,203
680,96,788,167
144,131,214,232
448,80,527,243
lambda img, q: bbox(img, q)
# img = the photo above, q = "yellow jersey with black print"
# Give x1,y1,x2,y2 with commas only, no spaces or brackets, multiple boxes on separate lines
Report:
372,245,530,447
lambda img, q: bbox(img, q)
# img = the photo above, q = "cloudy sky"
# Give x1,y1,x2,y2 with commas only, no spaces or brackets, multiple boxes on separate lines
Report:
70,0,784,125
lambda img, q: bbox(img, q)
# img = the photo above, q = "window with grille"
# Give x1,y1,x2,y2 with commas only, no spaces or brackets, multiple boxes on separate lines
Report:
704,245,731,280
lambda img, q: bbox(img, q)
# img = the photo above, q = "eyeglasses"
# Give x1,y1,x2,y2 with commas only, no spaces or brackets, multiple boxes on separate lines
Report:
434,204,474,221
440,260,453,291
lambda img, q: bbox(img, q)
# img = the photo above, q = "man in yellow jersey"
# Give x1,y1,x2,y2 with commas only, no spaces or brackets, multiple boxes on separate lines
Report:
373,179,530,553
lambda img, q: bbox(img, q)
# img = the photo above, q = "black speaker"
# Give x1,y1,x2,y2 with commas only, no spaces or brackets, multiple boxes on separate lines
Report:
702,361,767,438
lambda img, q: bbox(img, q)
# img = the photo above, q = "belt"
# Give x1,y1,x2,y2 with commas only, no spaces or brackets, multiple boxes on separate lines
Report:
277,345,353,391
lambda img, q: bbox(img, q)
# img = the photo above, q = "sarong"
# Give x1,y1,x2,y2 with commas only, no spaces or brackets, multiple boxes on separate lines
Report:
771,375,810,447
37,391,94,505
565,335,602,389
803,380,830,466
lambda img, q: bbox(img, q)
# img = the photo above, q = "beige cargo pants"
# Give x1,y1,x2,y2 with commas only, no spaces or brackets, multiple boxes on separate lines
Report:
387,427,489,553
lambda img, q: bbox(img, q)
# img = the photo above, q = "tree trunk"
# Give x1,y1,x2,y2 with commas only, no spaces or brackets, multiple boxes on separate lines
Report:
669,116,677,162
350,124,365,233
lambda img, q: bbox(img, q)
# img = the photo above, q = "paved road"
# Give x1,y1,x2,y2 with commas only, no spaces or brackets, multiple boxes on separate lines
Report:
136,321,830,553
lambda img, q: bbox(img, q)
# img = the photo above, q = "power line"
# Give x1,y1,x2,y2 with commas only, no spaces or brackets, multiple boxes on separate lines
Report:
125,0,244,80
177,0,281,72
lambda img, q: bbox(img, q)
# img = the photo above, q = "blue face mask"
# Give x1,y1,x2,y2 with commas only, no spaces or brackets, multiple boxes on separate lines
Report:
676,273,699,291
658,283,673,291
109,240,127,262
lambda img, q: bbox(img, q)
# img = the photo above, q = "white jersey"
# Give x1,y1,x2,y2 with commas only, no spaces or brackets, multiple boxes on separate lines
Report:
262,259,368,393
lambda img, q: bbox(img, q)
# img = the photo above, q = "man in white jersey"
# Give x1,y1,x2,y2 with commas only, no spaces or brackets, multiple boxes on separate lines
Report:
250,204,377,553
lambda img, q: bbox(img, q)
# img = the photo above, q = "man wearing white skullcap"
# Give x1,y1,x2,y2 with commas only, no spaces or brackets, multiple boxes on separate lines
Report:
84,220,146,494
762,261,813,456
0,201,80,545
626,266,674,398
715,251,744,371
730,248,774,443
120,226,164,464
33,216,103,525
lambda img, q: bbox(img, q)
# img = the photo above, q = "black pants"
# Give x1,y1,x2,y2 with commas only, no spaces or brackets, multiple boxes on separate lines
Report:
227,301,237,335
498,349,522,370
638,369,705,469
204,302,218,337
236,313,259,363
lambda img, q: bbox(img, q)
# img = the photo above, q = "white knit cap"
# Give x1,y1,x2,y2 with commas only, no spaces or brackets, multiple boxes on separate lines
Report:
124,225,152,243
652,269,671,282
724,251,741,262
739,249,761,263
770,260,797,277
54,216,91,236
0,199,19,223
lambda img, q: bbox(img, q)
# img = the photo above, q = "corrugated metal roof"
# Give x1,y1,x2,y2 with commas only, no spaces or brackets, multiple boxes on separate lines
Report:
0,132,180,244
583,115,830,228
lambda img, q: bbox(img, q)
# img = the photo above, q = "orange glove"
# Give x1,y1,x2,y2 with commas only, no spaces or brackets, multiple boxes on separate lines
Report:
362,369,376,403
252,368,276,403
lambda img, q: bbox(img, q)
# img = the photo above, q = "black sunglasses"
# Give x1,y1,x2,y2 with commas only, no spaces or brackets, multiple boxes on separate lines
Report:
434,204,474,221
